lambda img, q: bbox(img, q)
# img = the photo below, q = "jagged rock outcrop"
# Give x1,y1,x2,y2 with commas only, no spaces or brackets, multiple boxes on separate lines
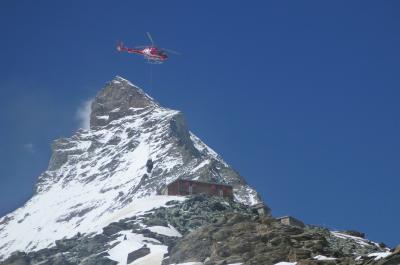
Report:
90,77,158,127
127,246,151,264
166,204,390,265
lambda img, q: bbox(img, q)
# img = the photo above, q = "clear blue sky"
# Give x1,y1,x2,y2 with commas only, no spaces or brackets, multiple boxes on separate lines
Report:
0,1,399,247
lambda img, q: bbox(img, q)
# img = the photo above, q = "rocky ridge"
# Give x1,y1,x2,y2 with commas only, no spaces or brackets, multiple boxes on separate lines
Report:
1,195,398,265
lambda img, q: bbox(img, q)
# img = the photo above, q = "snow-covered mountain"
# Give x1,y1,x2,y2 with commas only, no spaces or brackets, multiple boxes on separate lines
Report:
0,76,260,261
0,76,396,265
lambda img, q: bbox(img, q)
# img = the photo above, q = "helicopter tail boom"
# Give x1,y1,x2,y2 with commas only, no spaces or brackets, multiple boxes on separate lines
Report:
116,41,143,54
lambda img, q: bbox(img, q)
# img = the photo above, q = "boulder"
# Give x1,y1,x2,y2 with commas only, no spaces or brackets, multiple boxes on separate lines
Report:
393,245,400,254
126,246,150,264
1,251,30,265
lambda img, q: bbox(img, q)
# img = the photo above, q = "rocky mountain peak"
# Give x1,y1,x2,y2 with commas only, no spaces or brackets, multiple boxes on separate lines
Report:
90,76,158,128
0,76,262,262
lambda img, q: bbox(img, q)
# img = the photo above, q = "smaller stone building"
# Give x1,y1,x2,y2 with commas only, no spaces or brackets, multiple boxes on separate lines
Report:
162,179,233,200
277,216,305,228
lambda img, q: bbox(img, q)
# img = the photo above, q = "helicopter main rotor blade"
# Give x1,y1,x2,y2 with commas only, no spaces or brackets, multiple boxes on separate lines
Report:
162,48,181,55
146,32,155,46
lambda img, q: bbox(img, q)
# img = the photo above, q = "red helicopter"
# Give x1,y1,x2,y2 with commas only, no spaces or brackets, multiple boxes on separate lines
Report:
117,32,180,64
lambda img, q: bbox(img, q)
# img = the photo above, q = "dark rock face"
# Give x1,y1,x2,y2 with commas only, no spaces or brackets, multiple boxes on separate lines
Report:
0,252,30,265
127,246,150,264
339,230,365,239
378,253,400,265
167,213,395,265
90,76,158,128
162,196,389,265
146,159,154,173
0,233,117,265
168,214,313,265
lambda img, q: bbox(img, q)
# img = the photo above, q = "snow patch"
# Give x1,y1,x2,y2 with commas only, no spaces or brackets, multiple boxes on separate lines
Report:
170,262,203,265
331,231,375,247
314,255,336,261
0,195,183,259
107,230,168,265
147,225,182,237
190,160,210,173
130,244,168,265
108,232,146,264
368,252,392,260
97,115,109,120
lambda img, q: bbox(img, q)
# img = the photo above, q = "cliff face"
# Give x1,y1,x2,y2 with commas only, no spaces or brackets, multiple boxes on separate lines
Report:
0,76,260,261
